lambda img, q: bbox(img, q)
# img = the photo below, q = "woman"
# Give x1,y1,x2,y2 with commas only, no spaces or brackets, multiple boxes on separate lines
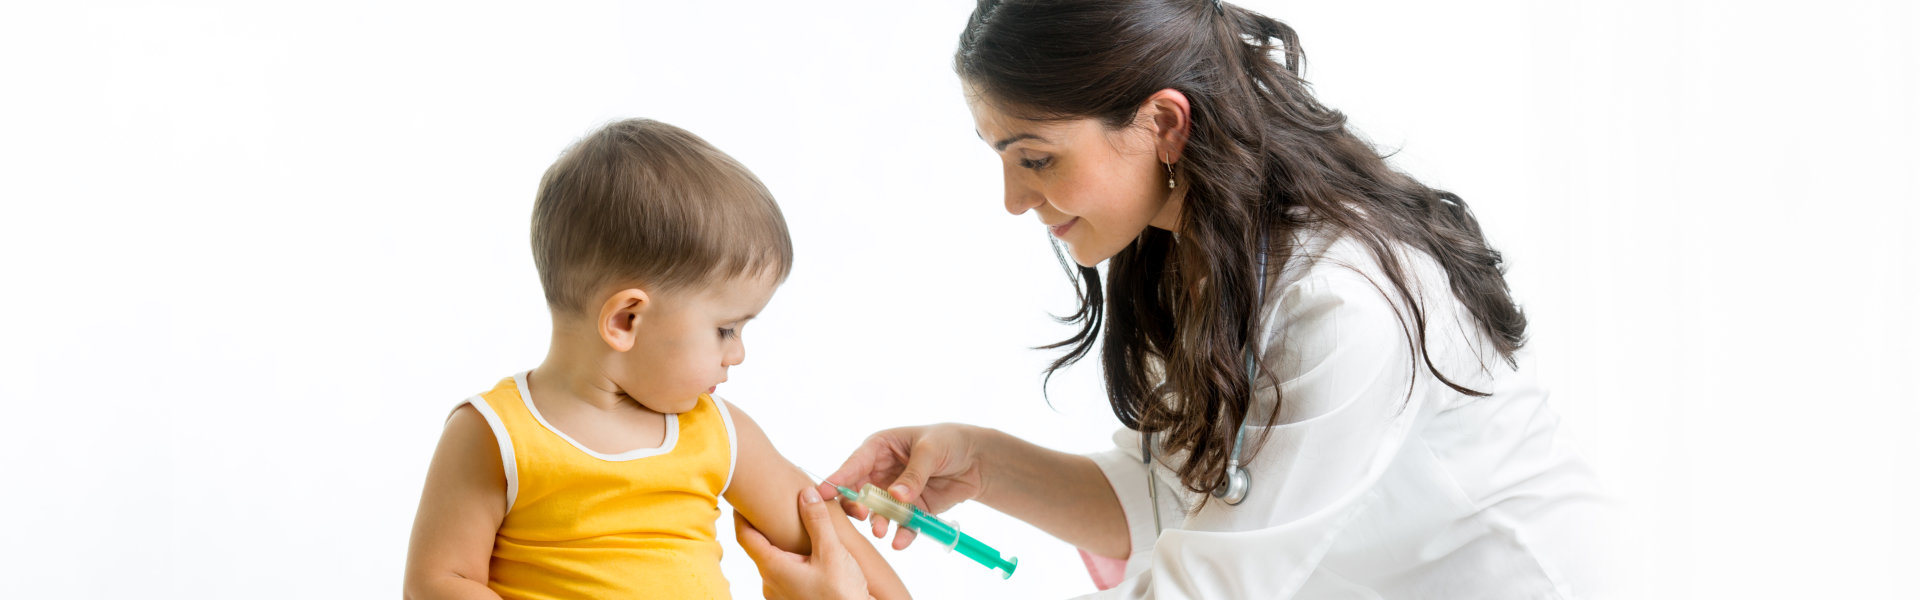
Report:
739,0,1613,597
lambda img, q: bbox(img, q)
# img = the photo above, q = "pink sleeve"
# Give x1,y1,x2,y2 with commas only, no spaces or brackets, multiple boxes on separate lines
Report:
1078,548,1129,591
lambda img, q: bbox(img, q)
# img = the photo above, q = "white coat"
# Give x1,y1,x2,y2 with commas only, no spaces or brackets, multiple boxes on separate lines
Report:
1077,225,1616,599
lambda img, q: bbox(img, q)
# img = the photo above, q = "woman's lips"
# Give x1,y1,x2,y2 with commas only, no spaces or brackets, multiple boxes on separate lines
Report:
1050,217,1078,237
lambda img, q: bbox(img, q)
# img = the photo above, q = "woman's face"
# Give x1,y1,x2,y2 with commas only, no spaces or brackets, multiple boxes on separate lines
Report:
966,89,1184,267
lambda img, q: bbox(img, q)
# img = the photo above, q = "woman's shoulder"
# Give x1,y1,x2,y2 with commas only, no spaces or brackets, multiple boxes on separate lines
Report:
1275,223,1438,294
1270,221,1472,337
1263,229,1416,376
1266,223,1512,398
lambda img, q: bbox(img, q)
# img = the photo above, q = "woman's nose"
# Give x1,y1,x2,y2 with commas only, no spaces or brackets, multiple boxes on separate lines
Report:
1004,176,1043,216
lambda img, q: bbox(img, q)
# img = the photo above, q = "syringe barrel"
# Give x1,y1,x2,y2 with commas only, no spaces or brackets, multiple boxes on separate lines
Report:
850,483,1018,579
953,530,1019,579
905,511,1018,579
903,511,960,548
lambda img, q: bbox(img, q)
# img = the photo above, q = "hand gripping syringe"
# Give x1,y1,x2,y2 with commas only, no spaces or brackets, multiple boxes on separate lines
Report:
829,482,1019,579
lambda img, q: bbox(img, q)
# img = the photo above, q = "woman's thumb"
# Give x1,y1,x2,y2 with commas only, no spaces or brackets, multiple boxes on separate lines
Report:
798,488,842,557
888,447,940,503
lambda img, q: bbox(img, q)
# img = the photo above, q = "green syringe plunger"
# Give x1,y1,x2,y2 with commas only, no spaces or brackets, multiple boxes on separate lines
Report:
831,483,1019,579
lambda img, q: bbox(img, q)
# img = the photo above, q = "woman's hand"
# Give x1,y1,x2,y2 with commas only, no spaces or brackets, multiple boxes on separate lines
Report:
821,424,988,550
735,489,871,600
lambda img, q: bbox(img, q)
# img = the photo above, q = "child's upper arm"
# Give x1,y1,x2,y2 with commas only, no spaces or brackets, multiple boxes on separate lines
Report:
404,404,508,596
720,400,819,555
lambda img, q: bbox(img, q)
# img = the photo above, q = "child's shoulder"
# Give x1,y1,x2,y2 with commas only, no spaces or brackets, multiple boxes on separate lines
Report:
440,403,507,478
446,402,489,436
414,402,510,517
709,394,746,420
707,395,777,473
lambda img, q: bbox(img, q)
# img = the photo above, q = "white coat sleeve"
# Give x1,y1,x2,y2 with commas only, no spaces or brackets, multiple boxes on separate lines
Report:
1072,269,1428,600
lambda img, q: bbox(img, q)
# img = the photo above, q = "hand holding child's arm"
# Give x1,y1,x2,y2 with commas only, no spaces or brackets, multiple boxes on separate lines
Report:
722,402,910,600
736,490,876,600
403,405,508,600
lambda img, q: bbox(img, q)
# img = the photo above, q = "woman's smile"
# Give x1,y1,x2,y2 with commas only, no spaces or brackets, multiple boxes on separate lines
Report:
1048,217,1079,237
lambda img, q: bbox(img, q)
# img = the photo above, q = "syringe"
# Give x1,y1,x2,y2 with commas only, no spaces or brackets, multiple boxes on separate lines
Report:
826,482,1019,579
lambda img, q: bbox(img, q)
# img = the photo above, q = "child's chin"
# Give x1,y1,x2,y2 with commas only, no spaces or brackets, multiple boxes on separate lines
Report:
636,395,702,414
670,394,707,413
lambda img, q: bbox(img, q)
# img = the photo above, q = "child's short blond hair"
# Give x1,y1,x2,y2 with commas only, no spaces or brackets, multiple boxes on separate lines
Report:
531,119,793,314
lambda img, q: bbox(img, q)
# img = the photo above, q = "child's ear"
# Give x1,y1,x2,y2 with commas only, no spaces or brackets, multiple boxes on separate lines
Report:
597,288,650,352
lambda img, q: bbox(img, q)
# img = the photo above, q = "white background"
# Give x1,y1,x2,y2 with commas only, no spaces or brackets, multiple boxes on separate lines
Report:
1,1,1914,598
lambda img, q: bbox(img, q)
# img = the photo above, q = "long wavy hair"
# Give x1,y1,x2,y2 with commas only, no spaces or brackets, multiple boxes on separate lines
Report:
955,0,1528,500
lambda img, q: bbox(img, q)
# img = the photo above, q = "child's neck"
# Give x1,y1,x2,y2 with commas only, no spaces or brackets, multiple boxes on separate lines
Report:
531,326,642,414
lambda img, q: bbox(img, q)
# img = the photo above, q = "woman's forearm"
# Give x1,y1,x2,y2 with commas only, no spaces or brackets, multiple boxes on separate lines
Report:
971,427,1131,558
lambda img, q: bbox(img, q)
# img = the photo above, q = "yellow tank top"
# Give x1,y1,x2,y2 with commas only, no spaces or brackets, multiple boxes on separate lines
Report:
460,371,737,599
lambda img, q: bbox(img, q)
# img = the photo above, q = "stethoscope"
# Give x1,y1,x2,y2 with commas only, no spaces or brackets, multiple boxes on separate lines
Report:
1144,234,1265,534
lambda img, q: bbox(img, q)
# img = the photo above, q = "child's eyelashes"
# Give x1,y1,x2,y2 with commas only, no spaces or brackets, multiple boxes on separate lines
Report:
1019,156,1052,170
718,327,738,340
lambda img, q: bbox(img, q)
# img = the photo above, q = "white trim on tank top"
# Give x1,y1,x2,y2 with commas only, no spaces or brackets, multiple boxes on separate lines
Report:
454,395,521,513
514,370,680,462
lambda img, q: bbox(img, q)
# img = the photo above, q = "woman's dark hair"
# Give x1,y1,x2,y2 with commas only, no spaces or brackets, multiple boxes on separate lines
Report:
956,0,1527,501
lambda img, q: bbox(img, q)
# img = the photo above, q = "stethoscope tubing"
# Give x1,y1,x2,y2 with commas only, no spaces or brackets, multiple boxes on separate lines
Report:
1144,234,1267,534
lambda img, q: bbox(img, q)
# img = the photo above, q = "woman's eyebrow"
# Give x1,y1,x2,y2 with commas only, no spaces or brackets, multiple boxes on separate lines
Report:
977,131,1047,151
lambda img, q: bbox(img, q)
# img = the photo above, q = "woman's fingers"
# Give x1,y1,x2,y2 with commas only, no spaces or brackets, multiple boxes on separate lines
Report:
886,435,949,506
864,511,917,550
825,425,976,552
736,492,872,600
795,488,842,557
825,434,892,491
734,510,799,565
817,482,870,521
829,429,917,526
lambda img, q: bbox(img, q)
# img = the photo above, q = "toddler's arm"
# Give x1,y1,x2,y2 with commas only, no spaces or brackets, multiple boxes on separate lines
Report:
403,405,508,600
722,401,910,600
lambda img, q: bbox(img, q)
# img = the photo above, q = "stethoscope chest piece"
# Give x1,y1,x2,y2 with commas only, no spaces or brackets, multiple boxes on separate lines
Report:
1142,433,1251,537
1212,463,1249,505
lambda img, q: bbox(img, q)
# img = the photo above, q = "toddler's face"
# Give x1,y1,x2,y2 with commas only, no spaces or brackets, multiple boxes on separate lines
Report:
618,269,780,414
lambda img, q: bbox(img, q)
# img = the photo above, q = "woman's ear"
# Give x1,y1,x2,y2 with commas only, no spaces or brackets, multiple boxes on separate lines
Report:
597,288,651,352
1140,88,1193,162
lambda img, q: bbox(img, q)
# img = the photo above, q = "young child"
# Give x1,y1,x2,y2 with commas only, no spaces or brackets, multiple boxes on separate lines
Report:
403,119,904,599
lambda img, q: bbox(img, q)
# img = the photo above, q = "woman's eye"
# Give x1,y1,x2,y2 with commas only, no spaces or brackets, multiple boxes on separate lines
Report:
1019,156,1052,170
718,328,738,339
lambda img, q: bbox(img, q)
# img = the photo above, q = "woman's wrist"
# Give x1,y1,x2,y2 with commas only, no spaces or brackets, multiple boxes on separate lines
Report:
967,425,1055,513
956,426,1130,556
963,425,1009,509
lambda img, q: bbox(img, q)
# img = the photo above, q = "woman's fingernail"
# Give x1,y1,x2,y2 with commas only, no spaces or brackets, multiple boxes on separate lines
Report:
890,484,911,499
803,488,822,504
